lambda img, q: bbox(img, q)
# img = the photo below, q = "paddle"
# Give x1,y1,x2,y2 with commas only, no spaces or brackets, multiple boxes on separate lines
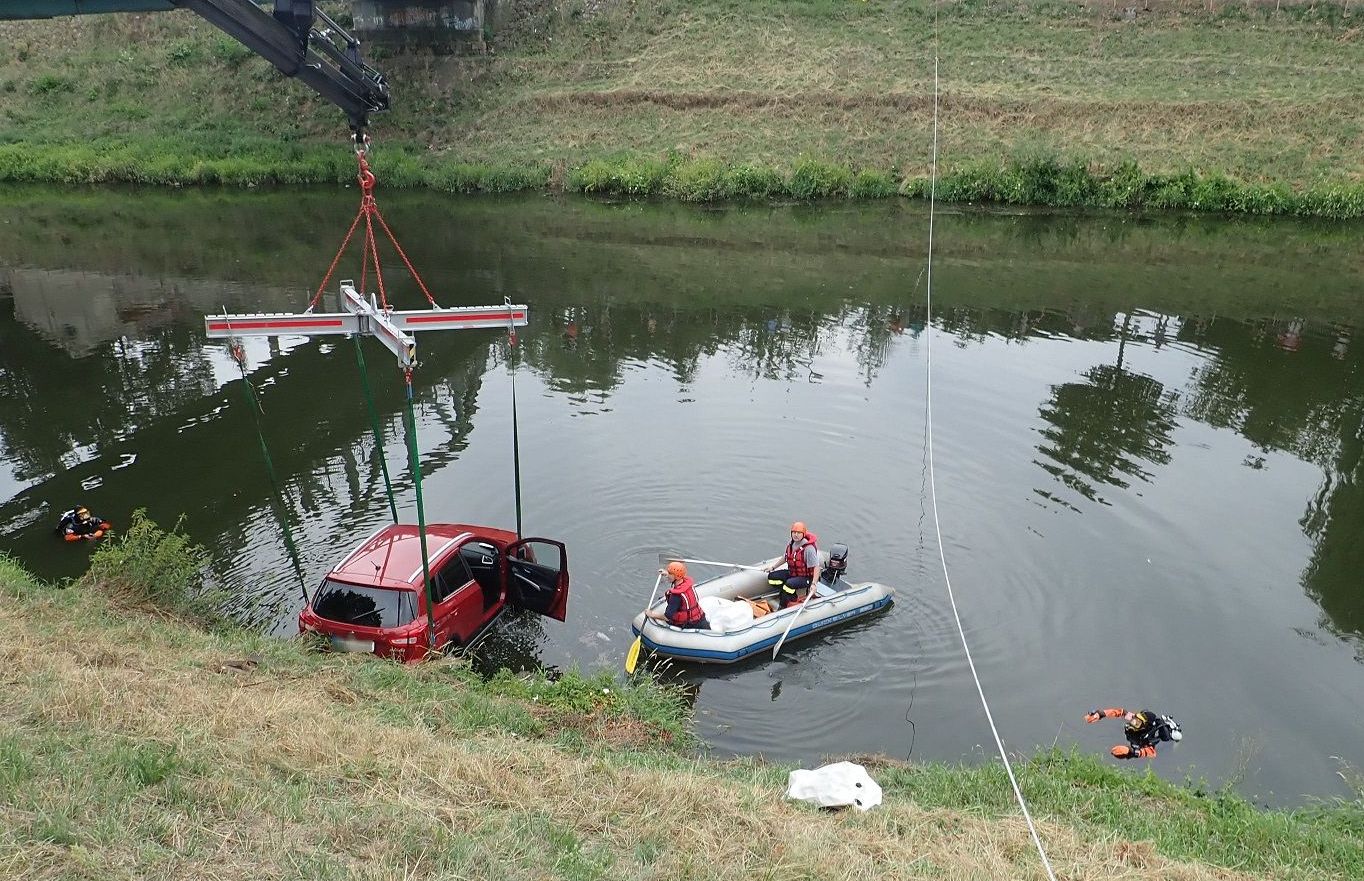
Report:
662,556,769,572
624,571,665,674
771,574,822,660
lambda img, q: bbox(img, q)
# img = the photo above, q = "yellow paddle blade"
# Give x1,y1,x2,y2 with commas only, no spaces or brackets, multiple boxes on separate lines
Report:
624,636,642,674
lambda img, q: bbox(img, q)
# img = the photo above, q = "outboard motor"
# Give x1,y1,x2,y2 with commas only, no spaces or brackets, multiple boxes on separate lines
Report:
821,543,850,586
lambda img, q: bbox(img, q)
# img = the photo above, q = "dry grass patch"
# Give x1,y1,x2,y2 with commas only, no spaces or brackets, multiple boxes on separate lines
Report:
0,586,1331,881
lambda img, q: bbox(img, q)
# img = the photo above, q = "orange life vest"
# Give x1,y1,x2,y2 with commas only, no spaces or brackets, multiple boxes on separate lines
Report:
665,577,705,626
785,532,818,580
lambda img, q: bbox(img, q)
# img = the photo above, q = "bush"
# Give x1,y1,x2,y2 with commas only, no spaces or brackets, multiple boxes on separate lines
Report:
1189,172,1239,211
663,158,727,201
788,159,853,199
1145,169,1196,210
166,40,200,66
1051,159,1097,206
28,74,74,96
609,155,669,195
566,158,616,194
82,510,225,626
431,161,548,193
898,176,928,198
1229,182,1291,215
850,168,897,199
483,164,551,191
993,155,1096,207
1095,159,1148,209
1293,185,1364,220
0,553,40,598
719,162,784,199
936,162,999,203
209,36,254,68
567,155,669,196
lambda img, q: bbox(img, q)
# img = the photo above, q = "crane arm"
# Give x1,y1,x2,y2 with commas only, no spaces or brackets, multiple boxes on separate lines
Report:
2,1,390,131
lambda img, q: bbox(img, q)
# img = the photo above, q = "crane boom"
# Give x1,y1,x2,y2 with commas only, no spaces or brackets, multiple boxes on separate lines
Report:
2,1,390,130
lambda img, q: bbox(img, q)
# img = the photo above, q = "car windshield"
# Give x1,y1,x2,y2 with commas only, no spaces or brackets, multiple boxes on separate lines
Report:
312,579,416,629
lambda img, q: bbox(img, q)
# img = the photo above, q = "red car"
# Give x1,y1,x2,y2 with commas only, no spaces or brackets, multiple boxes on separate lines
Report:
298,523,569,662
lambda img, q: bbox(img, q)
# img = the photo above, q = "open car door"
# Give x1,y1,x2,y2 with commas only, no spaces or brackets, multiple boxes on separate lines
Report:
503,539,569,621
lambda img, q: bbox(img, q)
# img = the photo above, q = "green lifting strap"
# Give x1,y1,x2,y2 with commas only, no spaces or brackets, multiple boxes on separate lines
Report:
402,371,437,652
353,335,399,524
508,328,524,540
235,364,310,605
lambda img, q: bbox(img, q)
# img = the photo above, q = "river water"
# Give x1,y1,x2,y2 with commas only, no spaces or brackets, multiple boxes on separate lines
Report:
1,186,1361,806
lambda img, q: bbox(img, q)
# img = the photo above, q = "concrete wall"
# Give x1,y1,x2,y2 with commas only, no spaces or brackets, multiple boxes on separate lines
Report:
351,0,495,39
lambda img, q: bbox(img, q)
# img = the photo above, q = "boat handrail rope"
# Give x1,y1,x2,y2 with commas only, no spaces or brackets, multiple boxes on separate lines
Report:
922,29,1059,881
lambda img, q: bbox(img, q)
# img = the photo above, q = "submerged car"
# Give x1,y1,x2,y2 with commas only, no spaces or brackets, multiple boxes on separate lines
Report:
298,523,569,662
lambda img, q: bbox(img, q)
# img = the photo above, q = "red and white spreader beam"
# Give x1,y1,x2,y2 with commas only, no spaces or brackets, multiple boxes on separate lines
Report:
204,281,528,367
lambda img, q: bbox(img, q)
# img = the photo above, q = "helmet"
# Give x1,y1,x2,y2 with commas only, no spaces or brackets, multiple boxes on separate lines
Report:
666,561,687,579
790,521,806,534
76,507,90,519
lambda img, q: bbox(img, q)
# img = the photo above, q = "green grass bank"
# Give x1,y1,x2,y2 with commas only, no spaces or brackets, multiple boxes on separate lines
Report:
2,1,1363,216
2,520,1364,880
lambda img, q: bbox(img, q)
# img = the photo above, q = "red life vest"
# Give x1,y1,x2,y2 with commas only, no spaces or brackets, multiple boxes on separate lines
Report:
785,532,818,580
665,577,706,626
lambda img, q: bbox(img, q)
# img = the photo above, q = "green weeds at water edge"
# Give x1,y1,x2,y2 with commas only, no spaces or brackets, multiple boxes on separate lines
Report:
81,508,228,628
0,139,548,193
4,142,1362,217
336,656,696,748
873,748,1364,881
571,154,1364,219
0,552,39,597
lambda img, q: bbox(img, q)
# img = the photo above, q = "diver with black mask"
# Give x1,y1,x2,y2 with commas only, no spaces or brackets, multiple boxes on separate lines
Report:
1085,706,1183,759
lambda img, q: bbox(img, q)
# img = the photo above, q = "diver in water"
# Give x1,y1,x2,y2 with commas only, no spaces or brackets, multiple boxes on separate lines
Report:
1085,706,1183,759
57,505,110,541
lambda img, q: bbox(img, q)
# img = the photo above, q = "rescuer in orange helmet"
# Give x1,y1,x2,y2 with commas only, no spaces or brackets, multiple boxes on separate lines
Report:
645,561,709,630
768,521,820,609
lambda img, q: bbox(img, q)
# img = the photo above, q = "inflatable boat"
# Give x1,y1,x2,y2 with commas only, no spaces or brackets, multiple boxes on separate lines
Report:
629,544,894,665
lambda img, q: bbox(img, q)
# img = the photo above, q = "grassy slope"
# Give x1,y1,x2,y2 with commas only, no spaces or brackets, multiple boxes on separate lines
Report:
452,0,1364,182
0,2,1362,212
2,555,1362,881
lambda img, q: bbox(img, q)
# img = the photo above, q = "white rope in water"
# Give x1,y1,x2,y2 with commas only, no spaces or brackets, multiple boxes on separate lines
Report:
922,50,1060,881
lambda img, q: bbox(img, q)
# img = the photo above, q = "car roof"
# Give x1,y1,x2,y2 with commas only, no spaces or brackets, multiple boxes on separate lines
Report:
327,524,480,590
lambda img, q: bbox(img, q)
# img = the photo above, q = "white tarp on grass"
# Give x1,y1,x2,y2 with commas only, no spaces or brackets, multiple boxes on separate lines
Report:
786,761,882,811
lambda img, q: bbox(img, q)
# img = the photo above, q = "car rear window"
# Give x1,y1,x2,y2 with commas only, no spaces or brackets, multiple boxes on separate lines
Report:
312,579,416,629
